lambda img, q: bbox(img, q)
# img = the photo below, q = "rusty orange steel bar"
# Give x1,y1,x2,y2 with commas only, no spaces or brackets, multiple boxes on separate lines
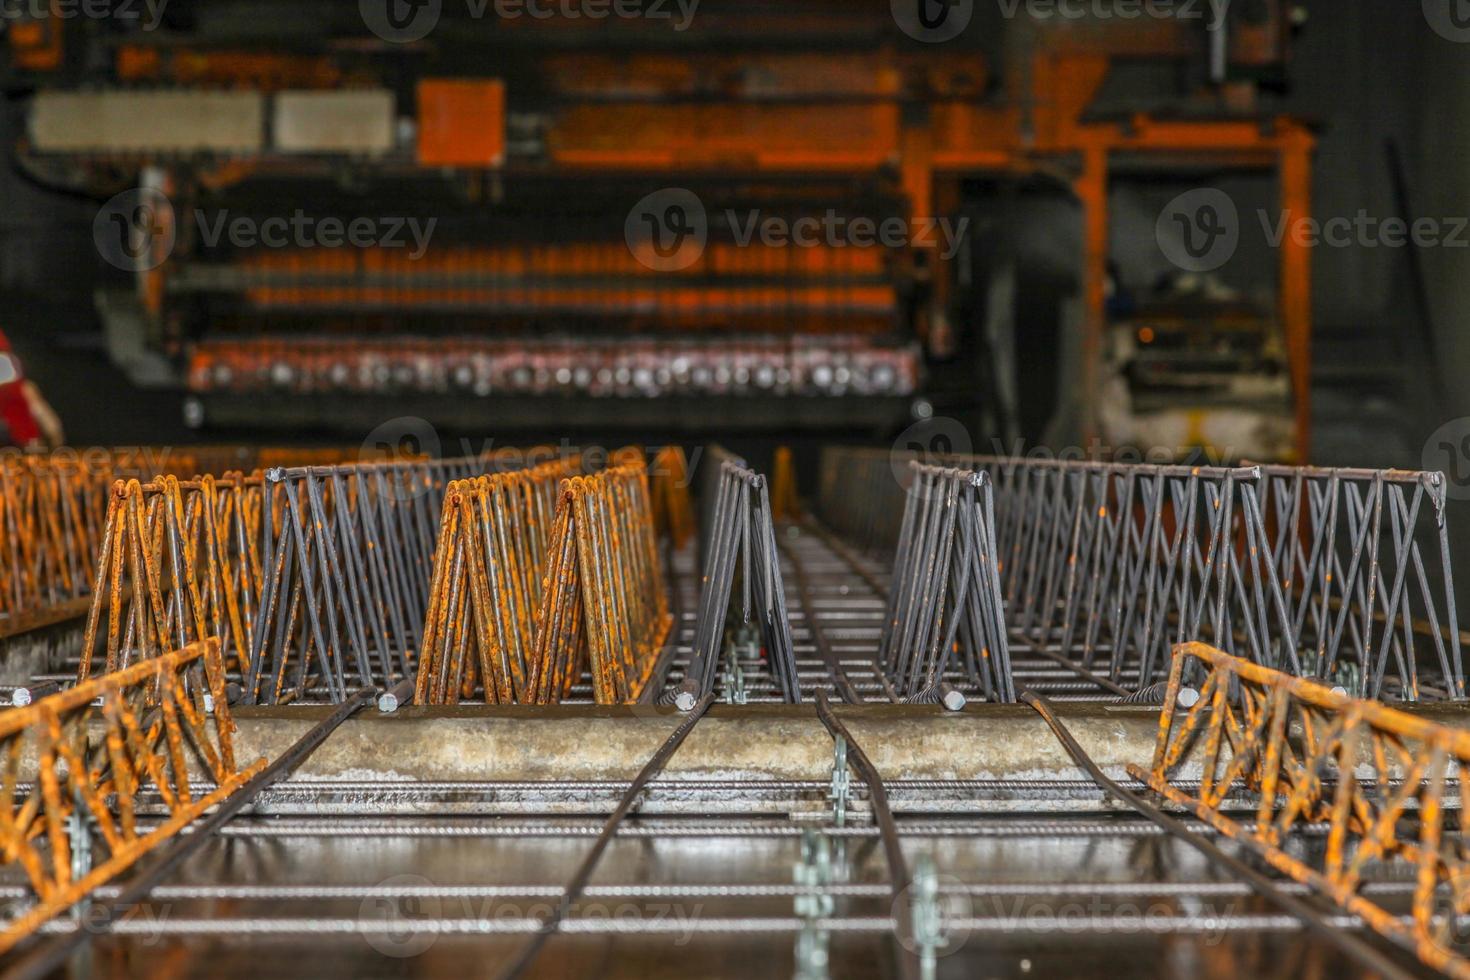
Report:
529,459,671,705
1130,642,1470,979
0,454,122,619
649,446,694,550
417,457,580,705
78,473,266,683
0,637,266,956
770,446,800,522
0,446,386,629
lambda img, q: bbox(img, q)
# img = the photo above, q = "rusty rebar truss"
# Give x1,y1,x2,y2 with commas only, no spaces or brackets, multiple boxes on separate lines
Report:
417,455,669,705
1130,641,1470,978
535,460,671,704
79,473,266,682
0,637,266,956
416,458,580,704
244,454,511,704
0,455,125,619
818,448,1464,702
880,462,1014,703
684,452,799,702
0,447,382,623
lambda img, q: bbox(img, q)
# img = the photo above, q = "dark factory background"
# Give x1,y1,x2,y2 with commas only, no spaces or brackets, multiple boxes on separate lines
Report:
0,1,1457,482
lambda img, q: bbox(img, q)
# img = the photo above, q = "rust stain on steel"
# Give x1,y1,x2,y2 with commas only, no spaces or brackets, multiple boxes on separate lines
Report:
78,473,265,682
650,446,694,549
0,447,369,633
0,637,266,956
1131,641,1470,979
418,455,671,705
417,457,579,705
522,458,671,704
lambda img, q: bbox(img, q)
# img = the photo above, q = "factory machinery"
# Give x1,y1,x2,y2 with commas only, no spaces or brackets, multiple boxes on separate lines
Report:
7,0,1311,451
0,440,1462,978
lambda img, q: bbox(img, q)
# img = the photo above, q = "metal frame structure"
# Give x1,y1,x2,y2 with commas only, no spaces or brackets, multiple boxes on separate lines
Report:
818,447,1467,702
529,460,670,705
79,473,265,682
0,638,264,956
416,459,580,705
4,442,1469,977
680,452,800,704
1131,641,1470,978
244,454,508,704
879,461,1013,703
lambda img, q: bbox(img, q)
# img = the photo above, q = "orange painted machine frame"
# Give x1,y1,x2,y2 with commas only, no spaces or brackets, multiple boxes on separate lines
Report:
532,52,1316,458
74,26,1314,450
417,79,507,168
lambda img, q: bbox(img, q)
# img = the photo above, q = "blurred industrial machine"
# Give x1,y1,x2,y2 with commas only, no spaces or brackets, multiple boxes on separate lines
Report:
4,0,1311,456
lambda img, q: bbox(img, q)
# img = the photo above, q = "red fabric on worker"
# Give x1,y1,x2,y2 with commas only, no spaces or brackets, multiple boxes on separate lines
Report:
0,331,41,447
